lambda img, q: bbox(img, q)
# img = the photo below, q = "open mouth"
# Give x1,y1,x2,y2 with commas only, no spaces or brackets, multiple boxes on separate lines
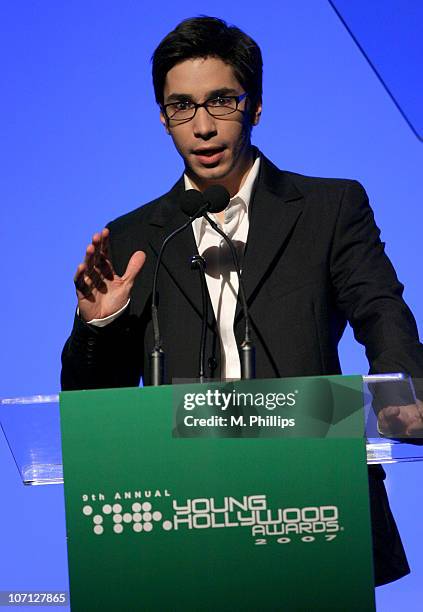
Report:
193,147,225,165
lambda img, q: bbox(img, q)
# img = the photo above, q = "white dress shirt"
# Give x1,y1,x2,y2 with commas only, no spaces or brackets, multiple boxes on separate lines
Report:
89,155,261,380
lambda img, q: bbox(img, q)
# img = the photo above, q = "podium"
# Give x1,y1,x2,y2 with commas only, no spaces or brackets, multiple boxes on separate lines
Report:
1,374,422,611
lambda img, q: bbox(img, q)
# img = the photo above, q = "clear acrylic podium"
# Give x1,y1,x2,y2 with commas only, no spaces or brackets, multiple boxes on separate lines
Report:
1,374,423,486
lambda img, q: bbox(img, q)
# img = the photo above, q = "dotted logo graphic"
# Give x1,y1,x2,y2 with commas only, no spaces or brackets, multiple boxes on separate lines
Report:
82,502,173,535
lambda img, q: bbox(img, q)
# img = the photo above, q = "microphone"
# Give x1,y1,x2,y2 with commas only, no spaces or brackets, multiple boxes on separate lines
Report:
150,189,204,386
201,184,229,214
180,185,227,217
201,185,256,380
181,188,206,217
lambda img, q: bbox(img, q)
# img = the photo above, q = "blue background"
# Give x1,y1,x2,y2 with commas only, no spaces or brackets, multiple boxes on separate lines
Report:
1,1,421,609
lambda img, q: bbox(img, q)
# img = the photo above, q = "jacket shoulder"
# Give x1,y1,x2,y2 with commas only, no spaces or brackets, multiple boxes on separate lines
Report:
260,156,368,206
281,169,367,203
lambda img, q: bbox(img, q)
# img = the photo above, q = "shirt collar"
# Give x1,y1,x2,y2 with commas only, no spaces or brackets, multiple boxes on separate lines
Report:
184,153,260,210
184,153,261,242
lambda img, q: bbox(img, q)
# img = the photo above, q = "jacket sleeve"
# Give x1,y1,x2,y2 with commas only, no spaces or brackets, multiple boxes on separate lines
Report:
60,308,143,391
329,180,423,383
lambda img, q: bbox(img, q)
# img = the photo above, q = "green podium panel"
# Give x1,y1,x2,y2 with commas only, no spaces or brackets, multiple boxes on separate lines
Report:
60,376,375,611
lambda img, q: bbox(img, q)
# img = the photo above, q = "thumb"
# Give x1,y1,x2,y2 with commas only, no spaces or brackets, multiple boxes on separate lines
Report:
123,250,146,284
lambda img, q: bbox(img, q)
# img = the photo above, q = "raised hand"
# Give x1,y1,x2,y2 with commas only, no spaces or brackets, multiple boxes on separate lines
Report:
74,228,146,322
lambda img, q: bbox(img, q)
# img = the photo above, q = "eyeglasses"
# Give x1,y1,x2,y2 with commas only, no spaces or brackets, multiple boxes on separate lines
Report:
162,93,248,123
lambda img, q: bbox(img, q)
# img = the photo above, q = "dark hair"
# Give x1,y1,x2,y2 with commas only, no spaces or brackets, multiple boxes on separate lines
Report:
152,16,263,116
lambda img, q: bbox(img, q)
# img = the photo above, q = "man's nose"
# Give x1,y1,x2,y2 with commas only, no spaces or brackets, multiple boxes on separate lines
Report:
192,107,217,139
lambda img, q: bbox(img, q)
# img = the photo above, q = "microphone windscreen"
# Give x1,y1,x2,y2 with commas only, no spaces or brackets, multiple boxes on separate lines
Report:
180,189,204,217
203,185,230,213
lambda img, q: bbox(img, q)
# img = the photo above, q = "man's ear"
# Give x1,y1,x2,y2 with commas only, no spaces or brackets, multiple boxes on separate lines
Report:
251,99,262,126
159,109,170,135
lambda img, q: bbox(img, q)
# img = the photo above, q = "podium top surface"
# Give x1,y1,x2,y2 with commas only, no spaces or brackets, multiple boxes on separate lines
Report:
1,375,423,485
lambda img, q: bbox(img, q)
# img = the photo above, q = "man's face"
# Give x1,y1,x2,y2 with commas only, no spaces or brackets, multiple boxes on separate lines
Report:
160,56,261,193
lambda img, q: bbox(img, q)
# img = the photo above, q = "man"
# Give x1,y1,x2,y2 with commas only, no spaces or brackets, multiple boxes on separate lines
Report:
61,16,423,586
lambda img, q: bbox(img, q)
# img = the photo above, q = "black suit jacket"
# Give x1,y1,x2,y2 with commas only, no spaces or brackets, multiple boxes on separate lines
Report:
62,155,423,585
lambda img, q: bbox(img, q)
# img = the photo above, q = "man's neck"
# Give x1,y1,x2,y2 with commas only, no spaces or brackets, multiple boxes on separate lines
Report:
186,147,256,223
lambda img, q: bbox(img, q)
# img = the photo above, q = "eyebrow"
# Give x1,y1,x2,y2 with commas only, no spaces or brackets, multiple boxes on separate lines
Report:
165,88,240,103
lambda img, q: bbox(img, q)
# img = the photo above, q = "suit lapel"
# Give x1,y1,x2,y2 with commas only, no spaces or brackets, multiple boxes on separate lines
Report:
147,179,214,323
235,156,304,322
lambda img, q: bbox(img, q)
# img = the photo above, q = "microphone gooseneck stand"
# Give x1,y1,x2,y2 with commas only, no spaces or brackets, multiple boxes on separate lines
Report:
203,212,256,380
150,190,206,386
190,255,208,383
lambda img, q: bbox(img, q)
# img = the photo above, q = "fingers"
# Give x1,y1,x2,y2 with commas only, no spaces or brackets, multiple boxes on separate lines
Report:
378,405,403,435
381,405,401,419
94,229,114,280
377,404,423,437
94,249,114,280
74,229,145,303
83,228,109,263
123,251,146,284
74,262,87,291
74,262,107,299
97,229,113,277
74,228,113,297
99,227,110,256
74,263,95,300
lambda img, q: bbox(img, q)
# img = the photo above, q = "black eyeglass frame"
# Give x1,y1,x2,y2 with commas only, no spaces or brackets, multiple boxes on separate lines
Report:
161,92,248,123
